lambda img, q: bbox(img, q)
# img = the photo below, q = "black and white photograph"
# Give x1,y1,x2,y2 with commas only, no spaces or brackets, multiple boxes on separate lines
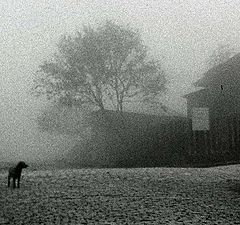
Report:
0,0,240,224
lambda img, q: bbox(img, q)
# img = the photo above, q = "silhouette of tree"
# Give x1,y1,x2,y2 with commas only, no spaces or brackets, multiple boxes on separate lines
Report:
33,21,167,111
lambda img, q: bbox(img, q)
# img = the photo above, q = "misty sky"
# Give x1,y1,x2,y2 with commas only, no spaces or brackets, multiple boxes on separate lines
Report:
1,0,240,161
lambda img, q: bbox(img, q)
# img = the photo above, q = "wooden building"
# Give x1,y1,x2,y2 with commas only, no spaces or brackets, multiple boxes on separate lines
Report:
184,53,240,120
69,109,189,168
182,53,240,165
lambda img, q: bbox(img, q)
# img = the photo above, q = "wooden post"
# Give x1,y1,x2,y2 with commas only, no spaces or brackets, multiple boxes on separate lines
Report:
193,130,197,155
186,120,192,157
219,119,223,155
215,119,219,155
230,118,236,152
209,120,213,154
185,120,190,157
236,117,240,151
204,130,209,156
227,119,231,154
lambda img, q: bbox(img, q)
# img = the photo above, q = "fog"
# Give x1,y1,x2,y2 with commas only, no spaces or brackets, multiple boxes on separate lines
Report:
1,0,240,162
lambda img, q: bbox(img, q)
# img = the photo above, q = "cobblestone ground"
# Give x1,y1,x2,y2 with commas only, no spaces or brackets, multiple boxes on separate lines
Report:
0,165,240,225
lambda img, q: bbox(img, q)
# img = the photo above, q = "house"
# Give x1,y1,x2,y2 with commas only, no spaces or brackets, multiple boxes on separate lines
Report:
68,109,189,168
182,54,240,165
184,53,240,120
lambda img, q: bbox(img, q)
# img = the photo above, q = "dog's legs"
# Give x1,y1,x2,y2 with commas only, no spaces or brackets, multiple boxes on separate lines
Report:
17,177,20,188
7,176,10,187
13,178,16,189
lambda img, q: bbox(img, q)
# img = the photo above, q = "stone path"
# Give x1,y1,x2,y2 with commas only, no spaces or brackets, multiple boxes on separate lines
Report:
0,166,240,224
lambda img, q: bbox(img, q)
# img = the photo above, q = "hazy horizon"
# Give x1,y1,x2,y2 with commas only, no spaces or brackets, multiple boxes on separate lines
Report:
1,0,240,161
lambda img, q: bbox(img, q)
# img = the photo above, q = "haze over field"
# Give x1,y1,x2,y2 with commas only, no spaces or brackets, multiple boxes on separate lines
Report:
1,0,240,161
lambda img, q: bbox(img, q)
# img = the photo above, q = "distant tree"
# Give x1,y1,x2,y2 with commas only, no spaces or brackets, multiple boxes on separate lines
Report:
33,21,167,111
207,43,236,69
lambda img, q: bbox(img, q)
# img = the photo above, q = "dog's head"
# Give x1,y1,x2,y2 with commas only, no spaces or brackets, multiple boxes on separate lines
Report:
17,161,28,169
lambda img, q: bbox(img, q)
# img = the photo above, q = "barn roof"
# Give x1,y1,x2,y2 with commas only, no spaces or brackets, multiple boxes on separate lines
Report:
183,88,208,99
194,53,240,87
89,109,187,129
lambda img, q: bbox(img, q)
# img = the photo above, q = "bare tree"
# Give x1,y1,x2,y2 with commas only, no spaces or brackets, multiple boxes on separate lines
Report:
33,21,167,111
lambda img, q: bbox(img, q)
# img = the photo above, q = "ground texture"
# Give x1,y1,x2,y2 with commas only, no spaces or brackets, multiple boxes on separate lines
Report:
0,165,240,224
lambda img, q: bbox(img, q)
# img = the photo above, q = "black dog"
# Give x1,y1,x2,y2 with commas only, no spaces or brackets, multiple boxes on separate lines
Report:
8,161,28,188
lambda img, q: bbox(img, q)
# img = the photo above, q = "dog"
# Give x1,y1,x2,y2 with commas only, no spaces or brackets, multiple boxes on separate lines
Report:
8,161,28,188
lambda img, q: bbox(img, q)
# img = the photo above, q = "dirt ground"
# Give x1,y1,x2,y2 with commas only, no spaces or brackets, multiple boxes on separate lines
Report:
0,165,240,224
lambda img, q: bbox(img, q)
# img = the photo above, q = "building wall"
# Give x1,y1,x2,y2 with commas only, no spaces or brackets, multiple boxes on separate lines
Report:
186,90,211,118
84,110,190,167
187,54,240,120
187,88,240,121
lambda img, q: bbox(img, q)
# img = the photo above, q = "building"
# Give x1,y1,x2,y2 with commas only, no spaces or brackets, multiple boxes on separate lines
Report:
182,54,240,165
68,109,189,168
184,53,240,120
